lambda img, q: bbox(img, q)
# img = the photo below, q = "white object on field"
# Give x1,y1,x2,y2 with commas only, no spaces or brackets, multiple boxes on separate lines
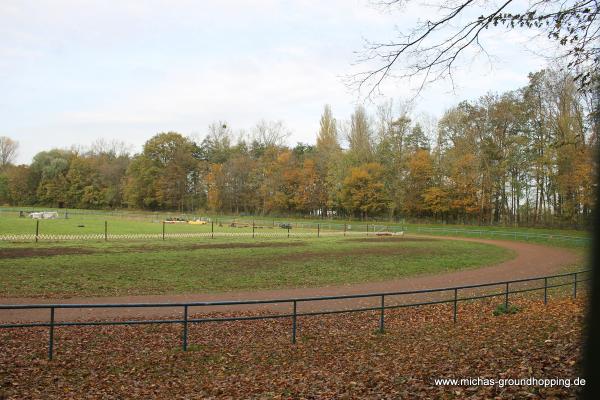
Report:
29,211,58,219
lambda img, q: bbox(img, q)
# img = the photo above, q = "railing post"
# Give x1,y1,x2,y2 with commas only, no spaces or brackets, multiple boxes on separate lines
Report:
35,220,39,243
252,220,255,239
544,277,548,305
104,221,108,241
211,221,214,239
48,307,55,360
287,226,290,238
292,300,297,344
573,272,577,299
182,305,188,351
344,224,346,237
317,223,320,238
162,221,165,241
453,288,458,323
379,295,385,333
504,282,509,310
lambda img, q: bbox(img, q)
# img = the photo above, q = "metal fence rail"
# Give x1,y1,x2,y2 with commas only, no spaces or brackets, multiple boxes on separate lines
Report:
0,270,590,360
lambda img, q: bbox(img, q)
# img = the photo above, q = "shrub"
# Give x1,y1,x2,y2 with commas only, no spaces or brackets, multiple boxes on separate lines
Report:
493,303,521,316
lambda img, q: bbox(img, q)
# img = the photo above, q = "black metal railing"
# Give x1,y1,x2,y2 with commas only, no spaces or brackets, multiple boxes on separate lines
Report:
0,270,590,360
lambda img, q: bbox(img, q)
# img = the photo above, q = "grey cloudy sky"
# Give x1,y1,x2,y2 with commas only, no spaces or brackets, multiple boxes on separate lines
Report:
1,0,558,164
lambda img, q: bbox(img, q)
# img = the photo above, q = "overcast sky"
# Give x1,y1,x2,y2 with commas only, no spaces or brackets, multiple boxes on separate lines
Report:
1,0,559,164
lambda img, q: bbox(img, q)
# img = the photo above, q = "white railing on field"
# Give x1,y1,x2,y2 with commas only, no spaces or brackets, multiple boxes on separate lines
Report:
0,230,392,242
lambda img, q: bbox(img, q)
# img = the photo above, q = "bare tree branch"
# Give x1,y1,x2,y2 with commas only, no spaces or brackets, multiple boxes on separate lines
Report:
349,0,600,99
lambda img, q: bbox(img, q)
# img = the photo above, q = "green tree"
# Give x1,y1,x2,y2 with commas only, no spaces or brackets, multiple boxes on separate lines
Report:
125,132,201,211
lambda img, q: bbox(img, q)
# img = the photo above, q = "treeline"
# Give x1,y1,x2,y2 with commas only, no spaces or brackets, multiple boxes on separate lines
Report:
0,68,596,227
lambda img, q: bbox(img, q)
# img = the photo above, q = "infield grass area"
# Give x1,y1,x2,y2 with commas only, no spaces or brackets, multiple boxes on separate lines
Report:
0,236,514,298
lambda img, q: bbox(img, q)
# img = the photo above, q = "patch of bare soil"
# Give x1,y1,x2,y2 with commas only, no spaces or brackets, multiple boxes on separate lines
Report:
0,242,307,259
0,247,96,259
129,241,306,252
348,237,438,243
271,246,434,262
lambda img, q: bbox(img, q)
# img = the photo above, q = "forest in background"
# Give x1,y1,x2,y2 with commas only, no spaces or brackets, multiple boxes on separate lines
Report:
0,68,597,228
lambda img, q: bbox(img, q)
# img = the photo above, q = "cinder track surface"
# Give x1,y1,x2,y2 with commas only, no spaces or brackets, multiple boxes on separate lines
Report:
0,235,582,323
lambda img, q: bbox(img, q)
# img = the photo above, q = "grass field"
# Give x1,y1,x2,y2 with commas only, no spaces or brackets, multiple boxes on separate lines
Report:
0,236,514,298
0,209,590,299
0,208,590,247
0,212,304,236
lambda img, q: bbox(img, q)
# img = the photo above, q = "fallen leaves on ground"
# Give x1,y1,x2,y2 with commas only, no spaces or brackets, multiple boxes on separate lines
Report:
0,295,586,399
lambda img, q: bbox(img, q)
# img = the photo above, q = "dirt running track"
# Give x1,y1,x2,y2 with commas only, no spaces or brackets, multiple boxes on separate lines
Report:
0,235,583,323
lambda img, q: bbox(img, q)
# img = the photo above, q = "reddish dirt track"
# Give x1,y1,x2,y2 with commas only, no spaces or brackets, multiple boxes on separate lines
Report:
0,235,583,323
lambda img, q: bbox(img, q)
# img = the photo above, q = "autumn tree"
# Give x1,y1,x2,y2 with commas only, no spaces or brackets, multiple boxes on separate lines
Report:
292,158,322,213
1,68,595,226
403,149,434,216
0,165,36,205
423,187,451,221
375,104,412,219
316,105,339,153
341,162,389,220
315,105,342,216
346,105,374,165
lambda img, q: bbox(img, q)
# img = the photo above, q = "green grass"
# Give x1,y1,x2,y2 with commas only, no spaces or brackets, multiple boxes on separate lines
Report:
0,213,318,236
406,225,590,249
0,206,590,235
0,236,514,298
0,210,590,253
0,208,587,299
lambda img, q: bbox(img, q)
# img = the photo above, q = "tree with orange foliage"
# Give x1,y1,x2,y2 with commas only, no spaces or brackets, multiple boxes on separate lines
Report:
341,162,389,220
403,149,434,216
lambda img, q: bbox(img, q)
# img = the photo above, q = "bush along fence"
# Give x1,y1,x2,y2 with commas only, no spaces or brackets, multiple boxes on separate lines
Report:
0,219,591,246
0,270,589,360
